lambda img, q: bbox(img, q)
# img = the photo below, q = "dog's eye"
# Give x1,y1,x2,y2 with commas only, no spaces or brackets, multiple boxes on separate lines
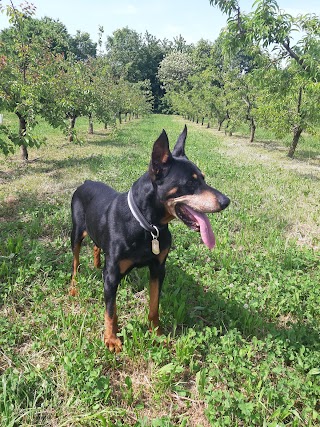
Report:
186,176,199,188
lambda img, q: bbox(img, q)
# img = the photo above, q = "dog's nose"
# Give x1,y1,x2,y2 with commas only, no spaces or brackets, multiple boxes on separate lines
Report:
219,194,230,210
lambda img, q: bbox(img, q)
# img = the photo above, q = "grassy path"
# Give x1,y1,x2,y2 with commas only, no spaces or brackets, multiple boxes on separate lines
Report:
0,114,319,426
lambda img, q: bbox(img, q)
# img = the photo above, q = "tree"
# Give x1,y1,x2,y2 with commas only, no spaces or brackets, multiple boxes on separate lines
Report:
105,27,144,81
209,0,320,156
69,30,97,60
209,0,320,78
0,3,53,159
41,54,95,142
141,31,166,111
211,34,268,140
255,63,320,157
0,15,72,57
105,27,166,111
157,51,196,91
0,2,99,157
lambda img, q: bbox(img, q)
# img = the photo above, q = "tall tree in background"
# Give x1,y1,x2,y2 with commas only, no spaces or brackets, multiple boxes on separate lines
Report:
69,30,97,60
105,27,143,80
106,27,167,111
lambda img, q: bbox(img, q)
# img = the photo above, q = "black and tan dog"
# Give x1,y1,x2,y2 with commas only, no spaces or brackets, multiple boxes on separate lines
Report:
70,126,230,352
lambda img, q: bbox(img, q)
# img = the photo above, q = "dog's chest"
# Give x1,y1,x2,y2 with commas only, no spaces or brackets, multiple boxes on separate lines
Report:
124,229,171,264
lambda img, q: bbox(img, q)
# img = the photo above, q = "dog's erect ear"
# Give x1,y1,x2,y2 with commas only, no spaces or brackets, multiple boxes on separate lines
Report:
149,129,173,181
172,125,188,159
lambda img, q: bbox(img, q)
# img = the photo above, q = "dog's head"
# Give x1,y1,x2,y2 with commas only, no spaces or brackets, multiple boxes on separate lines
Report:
149,126,230,249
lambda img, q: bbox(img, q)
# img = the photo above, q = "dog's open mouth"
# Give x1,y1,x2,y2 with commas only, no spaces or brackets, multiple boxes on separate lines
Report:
175,203,215,249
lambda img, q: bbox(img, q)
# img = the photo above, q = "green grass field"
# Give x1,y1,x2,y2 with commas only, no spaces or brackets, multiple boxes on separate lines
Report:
0,114,319,426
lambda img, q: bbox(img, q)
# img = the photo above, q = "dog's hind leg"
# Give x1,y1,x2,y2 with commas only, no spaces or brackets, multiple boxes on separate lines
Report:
70,194,88,296
69,229,87,296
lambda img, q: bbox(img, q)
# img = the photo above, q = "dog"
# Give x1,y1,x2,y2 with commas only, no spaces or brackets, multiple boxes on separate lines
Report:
69,126,230,352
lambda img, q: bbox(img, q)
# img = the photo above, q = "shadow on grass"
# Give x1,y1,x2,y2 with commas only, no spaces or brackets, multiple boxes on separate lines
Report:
158,255,319,355
0,151,144,189
0,191,71,305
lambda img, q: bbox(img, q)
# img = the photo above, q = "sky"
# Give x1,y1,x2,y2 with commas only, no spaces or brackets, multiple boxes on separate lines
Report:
0,0,320,46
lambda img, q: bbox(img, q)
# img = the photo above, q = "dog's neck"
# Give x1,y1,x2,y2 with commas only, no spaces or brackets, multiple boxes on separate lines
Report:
130,173,166,227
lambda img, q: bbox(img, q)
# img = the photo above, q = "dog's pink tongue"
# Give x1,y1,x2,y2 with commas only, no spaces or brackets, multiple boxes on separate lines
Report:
185,206,216,249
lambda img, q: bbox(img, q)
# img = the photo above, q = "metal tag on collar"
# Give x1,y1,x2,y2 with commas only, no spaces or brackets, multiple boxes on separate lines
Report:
151,225,160,255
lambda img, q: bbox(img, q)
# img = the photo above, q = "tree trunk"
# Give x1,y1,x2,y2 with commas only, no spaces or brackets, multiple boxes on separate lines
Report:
288,87,304,158
118,112,122,124
17,114,28,161
69,116,76,142
207,122,210,128
249,119,256,143
218,118,225,131
20,144,28,161
88,114,93,134
288,126,303,158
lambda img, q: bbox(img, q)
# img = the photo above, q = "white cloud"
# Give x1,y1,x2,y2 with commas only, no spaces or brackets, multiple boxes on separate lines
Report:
113,4,138,15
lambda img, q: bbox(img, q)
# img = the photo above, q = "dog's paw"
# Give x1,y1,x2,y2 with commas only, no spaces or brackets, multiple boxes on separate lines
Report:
104,334,122,353
69,286,78,297
149,325,163,336
69,277,78,297
148,317,163,336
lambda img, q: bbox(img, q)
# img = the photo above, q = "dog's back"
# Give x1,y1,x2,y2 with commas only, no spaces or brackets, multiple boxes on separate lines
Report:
71,180,118,248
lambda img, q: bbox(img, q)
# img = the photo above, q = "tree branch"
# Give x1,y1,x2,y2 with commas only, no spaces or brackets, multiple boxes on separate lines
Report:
282,39,308,71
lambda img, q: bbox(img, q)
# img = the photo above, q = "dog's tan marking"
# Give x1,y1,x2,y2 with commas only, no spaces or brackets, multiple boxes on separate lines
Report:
69,278,78,297
148,278,162,335
160,211,175,224
157,248,169,265
167,186,179,196
192,173,198,180
166,190,221,214
93,245,101,268
104,308,122,353
119,258,134,275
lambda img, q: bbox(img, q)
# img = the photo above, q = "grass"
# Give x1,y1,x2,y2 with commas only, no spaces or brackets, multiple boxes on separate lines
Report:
0,113,319,426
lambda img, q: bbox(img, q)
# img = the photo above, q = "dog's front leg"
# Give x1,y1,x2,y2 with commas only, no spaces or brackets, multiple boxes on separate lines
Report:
148,275,163,335
148,252,168,335
103,263,122,353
